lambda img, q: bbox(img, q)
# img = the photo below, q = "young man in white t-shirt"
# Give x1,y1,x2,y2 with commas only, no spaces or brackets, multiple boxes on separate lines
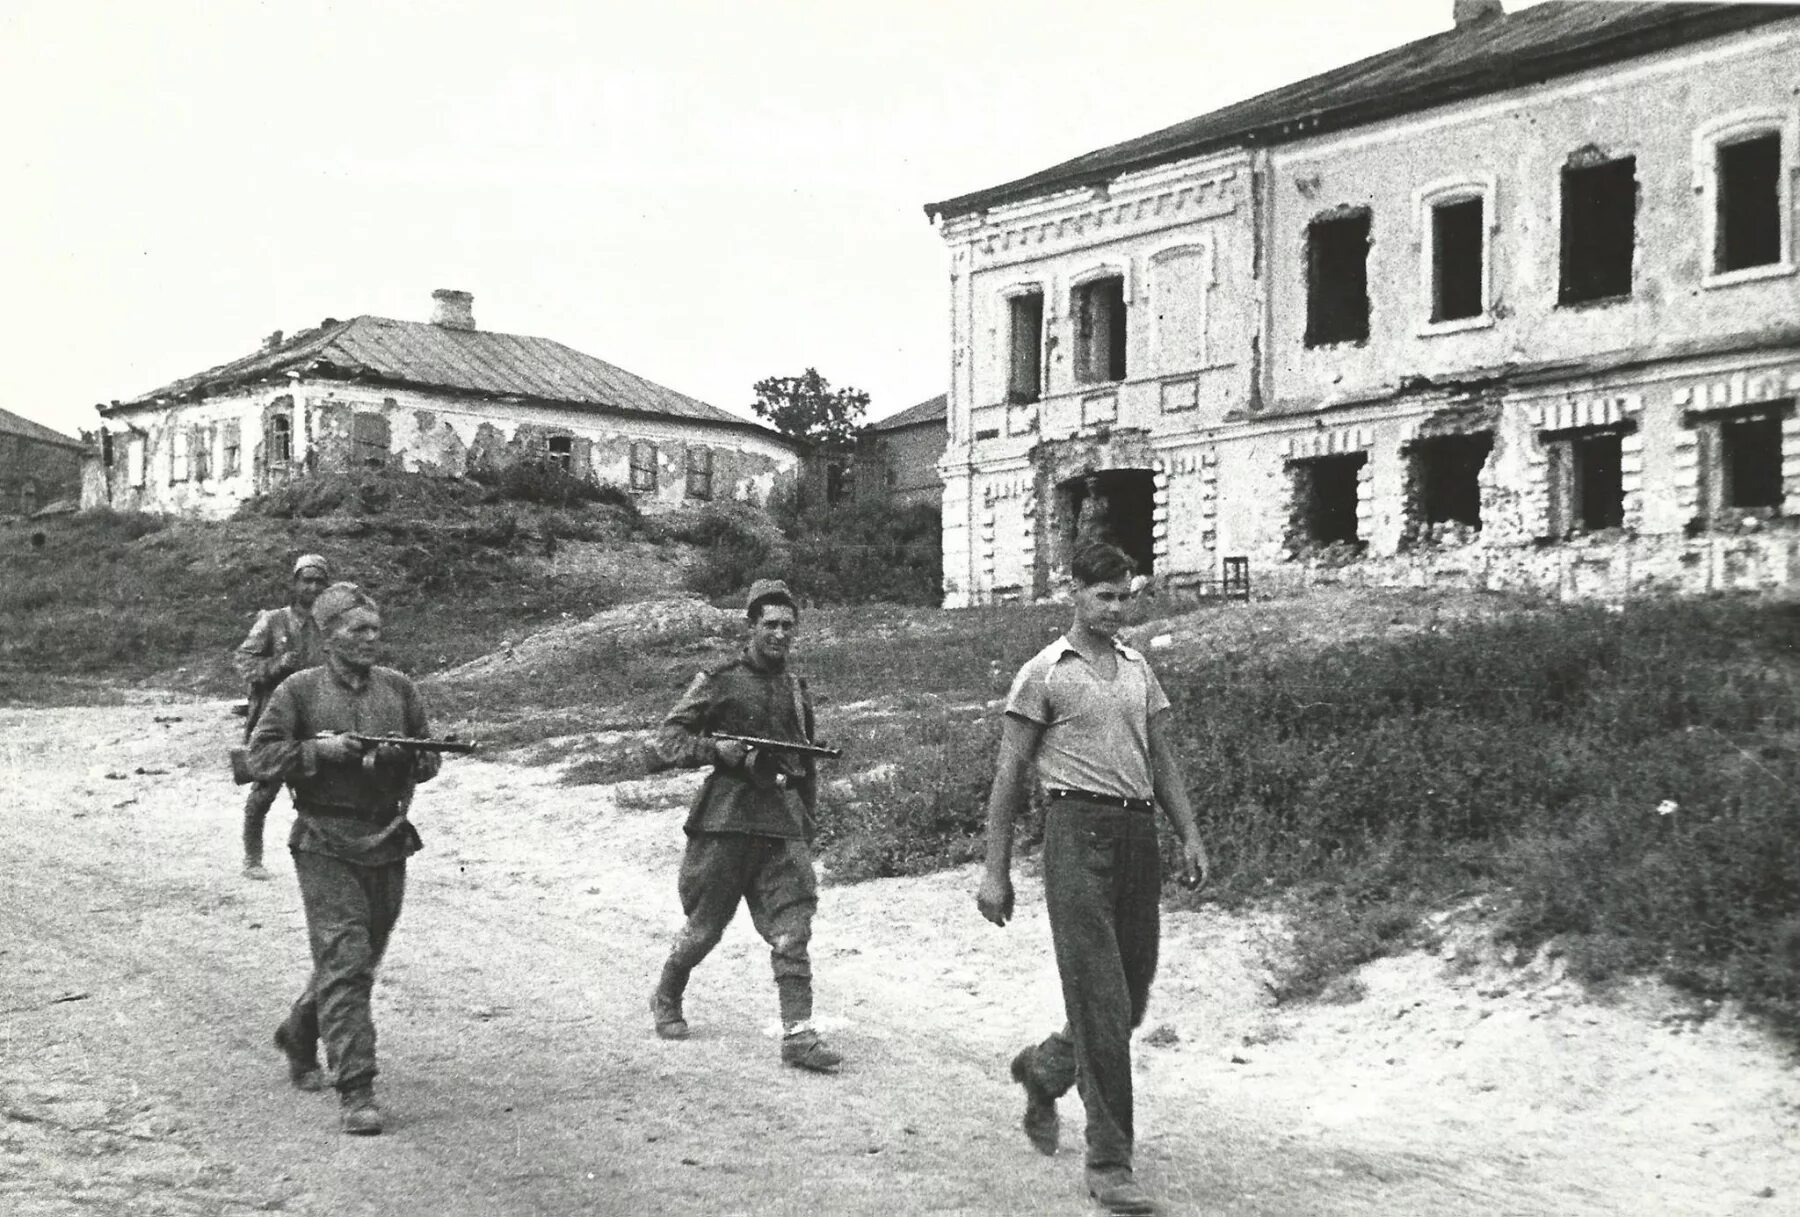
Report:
976,541,1210,1216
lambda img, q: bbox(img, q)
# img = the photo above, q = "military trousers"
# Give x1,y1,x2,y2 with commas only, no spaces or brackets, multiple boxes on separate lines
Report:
280,850,407,1094
1026,800,1162,1173
659,831,818,1026
242,782,282,862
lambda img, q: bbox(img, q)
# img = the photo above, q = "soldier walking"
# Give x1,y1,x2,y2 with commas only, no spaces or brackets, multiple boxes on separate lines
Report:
243,582,442,1135
646,579,843,1073
976,542,1210,1216
233,554,331,878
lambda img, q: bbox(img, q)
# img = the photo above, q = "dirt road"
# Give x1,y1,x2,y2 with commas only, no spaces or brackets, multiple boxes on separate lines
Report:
4,697,1798,1216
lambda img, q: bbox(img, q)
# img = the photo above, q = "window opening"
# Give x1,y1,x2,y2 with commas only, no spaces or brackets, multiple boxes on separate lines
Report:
1431,197,1484,322
1288,453,1366,547
547,435,574,472
1305,210,1372,346
1546,429,1626,536
351,412,390,468
1007,292,1044,403
1407,433,1492,534
1073,276,1127,384
629,441,657,492
685,446,713,501
1559,157,1636,304
222,420,241,477
1716,133,1782,273
268,414,293,465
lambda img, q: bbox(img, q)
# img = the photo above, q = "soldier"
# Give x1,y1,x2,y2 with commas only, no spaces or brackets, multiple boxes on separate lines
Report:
244,582,441,1135
976,541,1210,1217
233,553,331,879
646,578,843,1073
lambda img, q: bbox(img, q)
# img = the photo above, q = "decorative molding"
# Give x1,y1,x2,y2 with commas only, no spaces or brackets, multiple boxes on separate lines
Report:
967,171,1242,272
1279,427,1374,459
1671,366,1800,412
1531,393,1643,431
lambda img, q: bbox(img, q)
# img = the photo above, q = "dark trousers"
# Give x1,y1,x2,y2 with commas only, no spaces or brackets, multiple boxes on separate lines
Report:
280,850,407,1094
1027,802,1161,1173
657,832,818,1026
242,782,282,862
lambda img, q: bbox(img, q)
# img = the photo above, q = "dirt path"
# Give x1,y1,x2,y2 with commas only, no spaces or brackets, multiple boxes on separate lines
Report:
3,698,1798,1216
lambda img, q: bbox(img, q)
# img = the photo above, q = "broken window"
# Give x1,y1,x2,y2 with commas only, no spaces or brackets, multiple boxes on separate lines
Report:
1073,275,1127,384
1559,156,1636,304
1305,210,1371,346
351,412,389,469
1715,132,1782,273
685,446,713,501
222,420,241,477
1288,453,1367,548
826,460,853,505
191,425,211,481
101,430,114,467
267,414,293,465
629,441,657,493
1430,196,1485,322
1406,433,1492,537
170,427,190,483
1545,428,1627,536
547,435,574,472
1690,401,1791,526
1007,291,1044,403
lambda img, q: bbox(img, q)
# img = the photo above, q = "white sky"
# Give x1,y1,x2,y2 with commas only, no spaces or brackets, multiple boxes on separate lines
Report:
0,0,1586,438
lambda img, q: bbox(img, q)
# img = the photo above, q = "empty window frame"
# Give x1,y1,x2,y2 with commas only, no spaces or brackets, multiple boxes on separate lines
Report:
1006,290,1044,404
1559,156,1636,304
351,412,390,468
629,441,657,493
547,435,574,472
169,426,190,483
1305,210,1372,346
1715,131,1786,275
1545,428,1627,536
1416,181,1490,326
222,420,241,477
1693,403,1790,523
191,425,212,481
685,446,713,501
1408,433,1492,530
267,414,293,465
1289,453,1367,547
1072,275,1128,384
826,460,853,504
101,430,115,468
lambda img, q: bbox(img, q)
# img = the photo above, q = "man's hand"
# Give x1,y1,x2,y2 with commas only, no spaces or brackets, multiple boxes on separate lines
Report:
312,733,364,765
976,870,1015,927
714,739,750,769
1178,836,1211,892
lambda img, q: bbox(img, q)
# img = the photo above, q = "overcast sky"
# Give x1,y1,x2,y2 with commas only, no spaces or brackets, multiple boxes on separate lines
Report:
0,0,1582,438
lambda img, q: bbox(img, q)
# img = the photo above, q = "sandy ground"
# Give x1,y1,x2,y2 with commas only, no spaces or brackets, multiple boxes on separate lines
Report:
3,696,1799,1217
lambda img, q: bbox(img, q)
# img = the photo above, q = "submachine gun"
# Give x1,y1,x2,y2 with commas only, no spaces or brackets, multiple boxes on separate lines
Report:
702,732,842,761
230,734,478,785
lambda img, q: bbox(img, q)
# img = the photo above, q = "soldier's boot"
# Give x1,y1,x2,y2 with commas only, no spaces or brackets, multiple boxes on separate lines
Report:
780,1028,843,1073
273,1024,327,1092
338,1086,383,1136
242,794,272,880
1011,1044,1061,1155
1086,1168,1161,1216
651,962,689,1040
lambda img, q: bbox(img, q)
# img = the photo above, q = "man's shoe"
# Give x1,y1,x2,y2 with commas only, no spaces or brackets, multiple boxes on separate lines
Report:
650,988,688,1040
273,1024,326,1092
1086,1169,1160,1216
242,860,271,881
780,1029,843,1073
339,1087,383,1136
1010,1046,1060,1156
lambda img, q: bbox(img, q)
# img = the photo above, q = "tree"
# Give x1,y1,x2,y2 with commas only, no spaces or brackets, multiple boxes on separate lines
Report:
750,368,870,450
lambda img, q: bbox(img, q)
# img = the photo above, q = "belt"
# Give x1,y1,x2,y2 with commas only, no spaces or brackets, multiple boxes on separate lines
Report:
1045,788,1154,812
296,801,397,823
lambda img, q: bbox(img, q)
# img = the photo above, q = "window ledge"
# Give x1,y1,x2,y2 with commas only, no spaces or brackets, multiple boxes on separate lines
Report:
1700,261,1795,290
1416,314,1495,338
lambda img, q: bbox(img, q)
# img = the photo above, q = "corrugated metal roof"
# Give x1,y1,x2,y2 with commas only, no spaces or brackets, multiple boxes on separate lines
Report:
0,405,84,449
927,2,1799,219
867,393,947,432
106,315,776,435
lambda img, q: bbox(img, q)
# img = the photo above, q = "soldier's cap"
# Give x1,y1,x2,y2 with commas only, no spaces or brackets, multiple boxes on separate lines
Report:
292,553,330,578
745,578,796,620
312,581,379,633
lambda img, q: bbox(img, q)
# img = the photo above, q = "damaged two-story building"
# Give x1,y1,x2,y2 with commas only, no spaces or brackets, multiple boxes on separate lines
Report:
85,289,803,518
924,1,1800,605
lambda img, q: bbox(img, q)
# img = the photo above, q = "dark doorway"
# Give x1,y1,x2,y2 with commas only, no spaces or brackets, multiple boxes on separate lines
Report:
1057,469,1156,579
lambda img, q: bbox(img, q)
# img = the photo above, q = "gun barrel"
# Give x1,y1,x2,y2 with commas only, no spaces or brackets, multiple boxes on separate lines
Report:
349,735,480,755
705,732,841,760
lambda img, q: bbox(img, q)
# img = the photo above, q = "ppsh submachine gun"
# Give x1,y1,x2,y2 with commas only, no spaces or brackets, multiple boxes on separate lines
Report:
230,734,479,785
702,732,842,760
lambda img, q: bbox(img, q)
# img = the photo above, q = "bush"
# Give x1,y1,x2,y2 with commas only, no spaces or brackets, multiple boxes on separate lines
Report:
468,458,638,515
673,502,789,601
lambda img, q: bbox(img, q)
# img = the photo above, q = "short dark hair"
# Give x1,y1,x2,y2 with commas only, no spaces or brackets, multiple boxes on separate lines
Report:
1070,541,1136,587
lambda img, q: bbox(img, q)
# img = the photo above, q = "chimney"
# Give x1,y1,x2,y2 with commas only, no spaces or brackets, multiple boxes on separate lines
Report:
430,288,476,330
1453,0,1503,26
